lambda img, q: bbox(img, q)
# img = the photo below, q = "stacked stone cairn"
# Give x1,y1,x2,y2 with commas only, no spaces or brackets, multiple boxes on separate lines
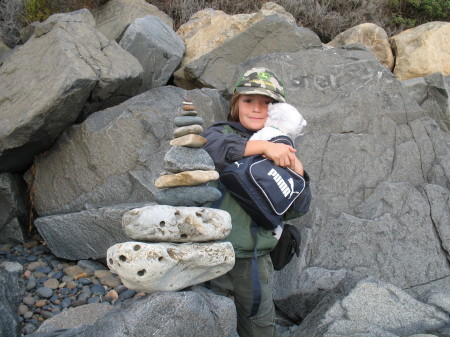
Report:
107,100,235,293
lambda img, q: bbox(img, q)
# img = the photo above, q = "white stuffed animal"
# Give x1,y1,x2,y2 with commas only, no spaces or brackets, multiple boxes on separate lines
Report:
249,103,307,141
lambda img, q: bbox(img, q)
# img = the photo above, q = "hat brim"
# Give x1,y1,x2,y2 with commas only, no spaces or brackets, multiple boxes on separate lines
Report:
235,87,286,103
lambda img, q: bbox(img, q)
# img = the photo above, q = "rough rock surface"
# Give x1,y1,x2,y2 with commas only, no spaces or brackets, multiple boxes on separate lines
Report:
390,21,450,81
119,15,184,93
34,204,144,260
163,146,215,173
91,0,173,42
122,205,232,242
174,14,322,91
0,269,21,337
0,173,29,244
328,22,394,70
231,47,450,308
293,278,450,337
0,9,143,172
36,303,114,333
27,87,228,217
81,287,236,337
107,241,235,292
402,72,450,132
24,287,237,337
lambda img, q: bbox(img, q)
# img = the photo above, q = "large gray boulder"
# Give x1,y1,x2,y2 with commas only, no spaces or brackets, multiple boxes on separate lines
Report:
30,86,228,259
293,278,450,337
0,9,143,172
30,287,237,337
120,15,185,93
228,47,450,309
0,173,29,244
91,0,173,42
36,303,114,333
85,287,237,337
34,204,143,260
174,14,322,92
28,86,228,217
0,270,21,337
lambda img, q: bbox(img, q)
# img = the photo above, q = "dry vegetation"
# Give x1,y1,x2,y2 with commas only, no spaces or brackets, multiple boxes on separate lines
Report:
1,0,449,47
150,0,395,41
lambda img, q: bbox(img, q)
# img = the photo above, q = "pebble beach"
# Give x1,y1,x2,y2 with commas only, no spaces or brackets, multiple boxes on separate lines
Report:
0,232,142,335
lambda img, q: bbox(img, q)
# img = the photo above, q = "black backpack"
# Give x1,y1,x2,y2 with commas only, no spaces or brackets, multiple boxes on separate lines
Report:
270,224,301,270
218,131,306,230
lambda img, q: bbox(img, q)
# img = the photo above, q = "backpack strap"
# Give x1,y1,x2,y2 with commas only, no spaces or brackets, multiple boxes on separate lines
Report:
248,221,262,318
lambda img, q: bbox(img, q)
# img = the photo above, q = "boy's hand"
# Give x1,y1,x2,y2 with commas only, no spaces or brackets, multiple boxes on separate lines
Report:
244,140,304,175
263,142,297,169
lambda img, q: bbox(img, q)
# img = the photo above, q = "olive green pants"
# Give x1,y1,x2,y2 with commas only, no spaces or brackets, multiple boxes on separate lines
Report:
209,254,280,337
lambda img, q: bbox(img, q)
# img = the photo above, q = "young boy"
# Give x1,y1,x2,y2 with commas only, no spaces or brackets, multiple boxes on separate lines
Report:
202,67,312,337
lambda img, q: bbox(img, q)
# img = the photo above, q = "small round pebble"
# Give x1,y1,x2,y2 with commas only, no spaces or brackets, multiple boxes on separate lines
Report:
1,235,145,335
35,300,47,308
25,279,37,291
35,266,52,274
22,295,36,307
78,278,91,285
36,287,53,298
18,304,29,316
23,312,34,320
26,255,38,262
87,297,101,304
60,297,72,309
119,289,137,300
44,278,59,290
91,284,106,295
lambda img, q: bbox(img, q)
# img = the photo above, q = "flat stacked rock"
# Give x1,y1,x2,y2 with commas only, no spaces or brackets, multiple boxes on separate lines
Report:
107,100,235,293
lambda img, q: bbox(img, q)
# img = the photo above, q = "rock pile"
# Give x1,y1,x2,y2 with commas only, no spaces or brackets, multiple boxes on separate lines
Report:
107,100,235,293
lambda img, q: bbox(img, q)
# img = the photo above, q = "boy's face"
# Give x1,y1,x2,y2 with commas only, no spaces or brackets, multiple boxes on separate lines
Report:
238,94,275,131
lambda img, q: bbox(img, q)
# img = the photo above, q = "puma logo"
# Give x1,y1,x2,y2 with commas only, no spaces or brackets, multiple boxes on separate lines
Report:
234,161,243,168
268,169,299,199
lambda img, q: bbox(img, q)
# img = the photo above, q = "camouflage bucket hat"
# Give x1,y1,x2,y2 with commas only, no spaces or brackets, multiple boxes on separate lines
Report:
234,67,286,102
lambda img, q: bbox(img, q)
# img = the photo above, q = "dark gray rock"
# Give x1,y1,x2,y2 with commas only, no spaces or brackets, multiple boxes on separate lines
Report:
29,288,236,337
27,86,228,218
91,0,173,42
76,260,108,272
35,303,114,334
82,286,236,337
174,14,322,93
164,147,215,173
155,186,222,206
34,204,142,260
0,269,21,337
120,15,184,93
274,267,362,321
232,47,450,302
0,9,143,171
0,173,29,244
36,287,54,298
173,116,204,127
